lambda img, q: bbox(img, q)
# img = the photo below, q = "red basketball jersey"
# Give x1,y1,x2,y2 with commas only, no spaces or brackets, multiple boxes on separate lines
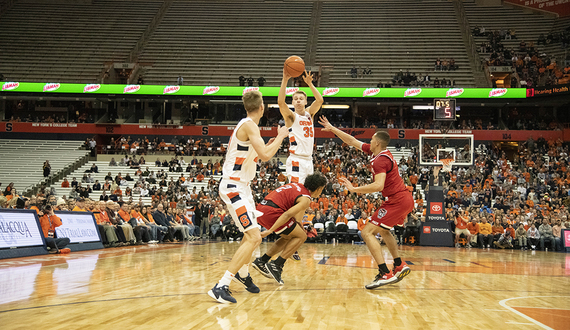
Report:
265,183,311,211
362,144,408,199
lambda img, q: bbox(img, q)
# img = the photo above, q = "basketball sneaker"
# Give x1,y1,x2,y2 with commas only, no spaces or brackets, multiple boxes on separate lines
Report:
290,251,301,261
391,262,411,284
267,261,284,285
59,248,71,254
252,257,272,278
233,273,260,293
365,271,397,289
208,284,236,304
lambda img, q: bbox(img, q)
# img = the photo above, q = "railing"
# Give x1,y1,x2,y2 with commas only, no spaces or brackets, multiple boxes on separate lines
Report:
129,0,173,63
452,0,492,87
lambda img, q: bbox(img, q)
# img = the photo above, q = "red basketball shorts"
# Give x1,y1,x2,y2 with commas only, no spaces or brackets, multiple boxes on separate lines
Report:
369,191,414,229
256,203,296,235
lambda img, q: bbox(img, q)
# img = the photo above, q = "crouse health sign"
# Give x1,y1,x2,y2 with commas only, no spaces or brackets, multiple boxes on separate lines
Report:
0,82,527,99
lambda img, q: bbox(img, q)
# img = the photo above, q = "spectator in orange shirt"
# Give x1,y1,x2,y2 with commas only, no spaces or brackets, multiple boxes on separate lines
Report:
39,205,71,254
467,217,480,246
357,211,369,241
196,172,205,182
492,221,504,241
61,178,70,188
91,201,117,246
118,204,149,244
478,217,494,248
454,212,472,247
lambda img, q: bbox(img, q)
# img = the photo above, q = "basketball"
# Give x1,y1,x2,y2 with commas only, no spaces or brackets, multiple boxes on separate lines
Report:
284,55,305,77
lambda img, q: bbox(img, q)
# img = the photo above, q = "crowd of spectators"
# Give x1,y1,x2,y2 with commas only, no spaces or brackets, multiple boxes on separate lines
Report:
434,58,457,71
473,26,570,88
386,70,457,88
1,132,570,253
238,75,266,87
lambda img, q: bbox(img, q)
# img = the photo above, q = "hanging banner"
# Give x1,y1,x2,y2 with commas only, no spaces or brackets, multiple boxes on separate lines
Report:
0,82,527,99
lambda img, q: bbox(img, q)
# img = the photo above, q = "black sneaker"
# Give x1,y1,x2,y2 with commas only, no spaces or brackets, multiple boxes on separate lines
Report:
233,273,260,293
207,284,236,304
290,251,301,261
267,261,284,285
252,257,271,278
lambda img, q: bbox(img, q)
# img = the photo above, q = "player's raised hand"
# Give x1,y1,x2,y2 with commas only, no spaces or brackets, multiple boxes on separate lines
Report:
302,70,314,85
318,115,334,132
339,176,355,191
277,125,289,138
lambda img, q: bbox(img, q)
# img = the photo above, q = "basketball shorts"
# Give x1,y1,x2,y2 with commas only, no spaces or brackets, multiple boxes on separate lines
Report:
219,179,262,233
286,154,313,184
369,191,414,230
257,201,297,235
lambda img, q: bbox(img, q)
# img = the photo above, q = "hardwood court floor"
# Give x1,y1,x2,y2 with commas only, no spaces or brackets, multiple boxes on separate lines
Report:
0,241,568,330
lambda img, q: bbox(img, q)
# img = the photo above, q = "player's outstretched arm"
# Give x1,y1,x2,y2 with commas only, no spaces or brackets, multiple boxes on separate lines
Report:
340,172,386,194
261,197,311,238
318,115,363,151
278,68,295,127
243,122,288,162
302,71,324,118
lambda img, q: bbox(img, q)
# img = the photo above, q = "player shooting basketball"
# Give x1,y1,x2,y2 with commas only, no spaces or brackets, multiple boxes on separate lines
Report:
278,68,323,185
278,66,323,261
319,116,413,289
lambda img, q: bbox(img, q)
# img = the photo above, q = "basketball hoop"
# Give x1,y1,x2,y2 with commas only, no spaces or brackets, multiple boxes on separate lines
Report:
441,158,454,173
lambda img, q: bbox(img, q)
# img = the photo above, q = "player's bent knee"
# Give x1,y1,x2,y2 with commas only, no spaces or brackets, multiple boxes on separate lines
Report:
244,228,262,246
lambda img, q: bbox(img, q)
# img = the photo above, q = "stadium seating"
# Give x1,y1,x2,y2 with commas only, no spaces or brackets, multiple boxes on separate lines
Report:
544,17,570,66
50,160,219,205
316,1,476,87
0,0,163,83
139,1,313,86
463,1,555,59
0,139,87,193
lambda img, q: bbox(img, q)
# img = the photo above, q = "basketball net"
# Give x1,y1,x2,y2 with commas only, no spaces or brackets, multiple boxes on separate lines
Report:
440,158,454,173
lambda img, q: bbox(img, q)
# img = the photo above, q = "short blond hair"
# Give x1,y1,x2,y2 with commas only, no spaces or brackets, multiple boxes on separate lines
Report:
293,90,307,99
242,91,263,112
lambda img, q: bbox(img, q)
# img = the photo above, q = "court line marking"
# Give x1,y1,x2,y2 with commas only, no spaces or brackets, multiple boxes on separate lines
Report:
506,321,536,325
506,306,570,310
321,262,570,277
470,261,491,268
499,296,568,330
1,290,567,314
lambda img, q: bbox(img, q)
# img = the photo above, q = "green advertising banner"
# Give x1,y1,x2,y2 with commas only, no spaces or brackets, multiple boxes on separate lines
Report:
0,82,526,98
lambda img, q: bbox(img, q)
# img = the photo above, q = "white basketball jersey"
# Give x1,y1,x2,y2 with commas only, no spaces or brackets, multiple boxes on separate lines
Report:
222,117,258,183
288,112,314,158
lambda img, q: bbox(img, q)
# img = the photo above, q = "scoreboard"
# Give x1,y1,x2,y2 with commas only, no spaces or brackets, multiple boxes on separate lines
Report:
433,99,456,121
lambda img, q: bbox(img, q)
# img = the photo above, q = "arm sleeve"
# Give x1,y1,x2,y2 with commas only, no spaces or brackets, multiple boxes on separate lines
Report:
52,215,63,227
361,143,372,155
